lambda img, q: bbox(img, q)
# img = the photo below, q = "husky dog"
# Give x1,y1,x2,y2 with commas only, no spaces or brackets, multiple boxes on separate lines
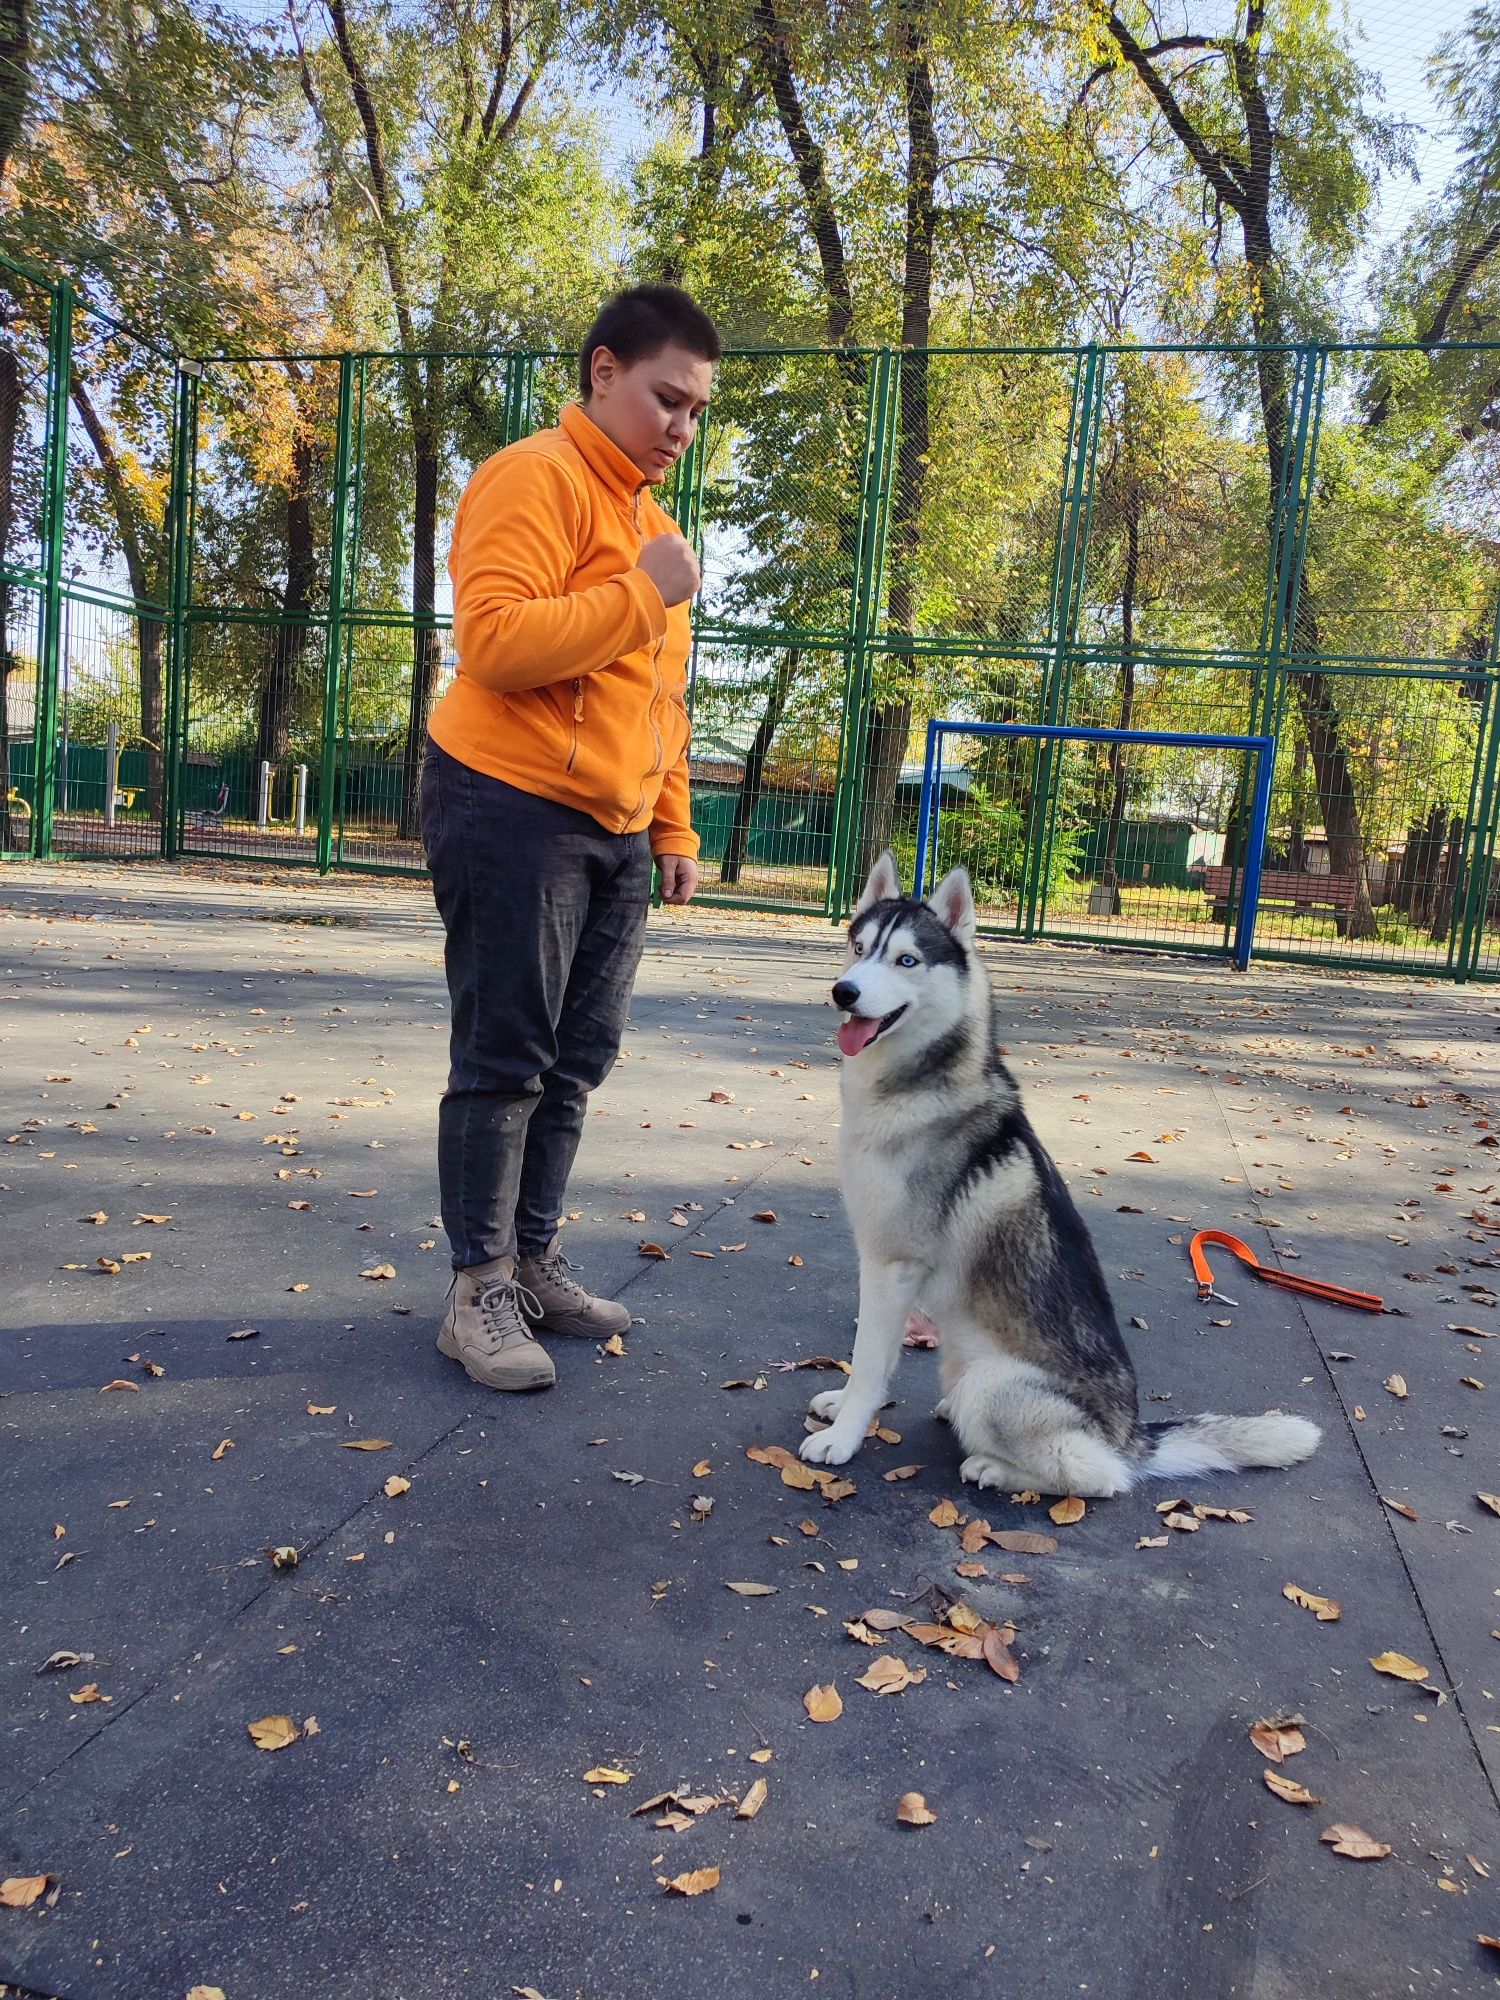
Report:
801,853,1320,1496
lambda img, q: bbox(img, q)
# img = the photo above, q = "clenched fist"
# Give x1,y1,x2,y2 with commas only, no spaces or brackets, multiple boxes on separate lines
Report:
636,532,701,608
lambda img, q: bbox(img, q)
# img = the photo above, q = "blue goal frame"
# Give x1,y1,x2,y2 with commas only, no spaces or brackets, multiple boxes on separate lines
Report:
912,719,1277,973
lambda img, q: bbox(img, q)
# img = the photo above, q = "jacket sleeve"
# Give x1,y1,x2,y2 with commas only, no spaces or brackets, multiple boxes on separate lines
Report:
649,722,699,859
451,451,667,692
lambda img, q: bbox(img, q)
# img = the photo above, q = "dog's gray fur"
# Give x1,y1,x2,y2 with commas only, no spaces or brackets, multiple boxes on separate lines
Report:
801,853,1320,1496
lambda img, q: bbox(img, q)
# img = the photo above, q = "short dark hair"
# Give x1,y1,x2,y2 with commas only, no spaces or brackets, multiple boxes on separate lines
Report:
579,284,721,400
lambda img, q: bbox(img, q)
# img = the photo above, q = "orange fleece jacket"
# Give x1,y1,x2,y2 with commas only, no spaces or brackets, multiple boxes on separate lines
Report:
428,401,699,857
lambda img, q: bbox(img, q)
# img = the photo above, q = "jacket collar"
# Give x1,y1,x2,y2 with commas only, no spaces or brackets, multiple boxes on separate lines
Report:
560,401,646,503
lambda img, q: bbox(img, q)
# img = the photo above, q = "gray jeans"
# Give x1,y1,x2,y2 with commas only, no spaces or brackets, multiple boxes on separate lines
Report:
421,739,651,1269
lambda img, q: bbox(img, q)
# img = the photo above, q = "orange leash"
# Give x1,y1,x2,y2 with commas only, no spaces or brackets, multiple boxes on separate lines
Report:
1189,1229,1384,1315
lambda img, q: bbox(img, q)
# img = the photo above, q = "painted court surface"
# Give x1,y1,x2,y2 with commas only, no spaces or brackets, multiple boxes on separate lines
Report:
2,863,1498,2000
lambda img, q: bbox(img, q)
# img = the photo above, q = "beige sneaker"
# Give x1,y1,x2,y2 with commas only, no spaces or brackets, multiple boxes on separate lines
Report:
517,1233,631,1341
437,1258,556,1391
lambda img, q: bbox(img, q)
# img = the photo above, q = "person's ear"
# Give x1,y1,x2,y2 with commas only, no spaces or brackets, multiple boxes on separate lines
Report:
589,346,619,400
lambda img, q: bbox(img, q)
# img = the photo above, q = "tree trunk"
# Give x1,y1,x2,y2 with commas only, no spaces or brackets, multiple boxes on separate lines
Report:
400,405,441,842
854,0,934,878
1097,490,1140,911
1250,284,1378,938
721,649,798,884
1430,812,1465,944
255,432,317,791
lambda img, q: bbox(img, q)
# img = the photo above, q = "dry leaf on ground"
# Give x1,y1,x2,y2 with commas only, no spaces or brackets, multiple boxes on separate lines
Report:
1049,1496,1086,1525
896,1791,937,1827
1283,1582,1342,1621
583,1766,632,1785
1384,1374,1408,1399
342,1439,392,1451
1478,1493,1500,1516
857,1655,927,1695
383,1476,411,1498
804,1683,842,1722
736,1778,768,1820
658,1866,720,1896
1370,1650,1430,1682
1,1875,53,1908
1264,1768,1321,1806
882,1464,923,1482
987,1529,1059,1555
1321,1824,1392,1860
247,1714,302,1752
725,1582,777,1596
186,1987,229,2000
1250,1720,1307,1763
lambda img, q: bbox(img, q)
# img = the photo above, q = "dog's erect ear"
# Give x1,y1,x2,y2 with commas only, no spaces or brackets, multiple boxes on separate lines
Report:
855,850,902,914
927,865,976,944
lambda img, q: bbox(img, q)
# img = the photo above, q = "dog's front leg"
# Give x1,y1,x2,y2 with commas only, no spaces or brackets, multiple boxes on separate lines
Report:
801,1257,921,1466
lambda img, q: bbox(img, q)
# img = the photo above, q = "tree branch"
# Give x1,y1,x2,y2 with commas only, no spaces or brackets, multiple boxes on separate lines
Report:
323,0,419,355
1367,219,1500,426
1105,10,1247,212
752,0,856,346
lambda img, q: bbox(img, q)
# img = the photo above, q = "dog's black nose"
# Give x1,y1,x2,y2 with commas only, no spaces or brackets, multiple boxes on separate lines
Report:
832,979,858,1010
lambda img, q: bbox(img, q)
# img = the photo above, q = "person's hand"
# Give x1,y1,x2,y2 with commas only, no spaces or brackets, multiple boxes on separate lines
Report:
656,854,700,906
637,533,701,608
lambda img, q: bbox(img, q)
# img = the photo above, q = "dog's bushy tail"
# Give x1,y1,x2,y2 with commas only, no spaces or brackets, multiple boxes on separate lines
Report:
1144,1410,1320,1479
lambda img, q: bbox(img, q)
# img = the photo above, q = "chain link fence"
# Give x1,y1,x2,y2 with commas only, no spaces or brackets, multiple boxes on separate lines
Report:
4,257,1500,978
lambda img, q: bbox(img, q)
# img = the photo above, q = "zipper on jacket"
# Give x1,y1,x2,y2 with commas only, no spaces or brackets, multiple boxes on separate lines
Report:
567,678,583,773
630,485,669,825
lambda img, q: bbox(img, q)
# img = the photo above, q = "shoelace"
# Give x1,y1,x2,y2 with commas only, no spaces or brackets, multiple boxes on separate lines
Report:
476,1277,543,1346
531,1249,592,1306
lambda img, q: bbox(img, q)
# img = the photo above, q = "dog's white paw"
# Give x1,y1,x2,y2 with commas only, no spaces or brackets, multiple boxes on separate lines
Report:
800,1425,862,1467
959,1453,1014,1492
808,1388,847,1423
933,1396,952,1423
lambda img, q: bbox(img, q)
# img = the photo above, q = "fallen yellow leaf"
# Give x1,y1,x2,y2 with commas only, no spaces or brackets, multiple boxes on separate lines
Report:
856,1655,927,1695
736,1777,768,1820
1049,1496,1086,1525
928,1499,961,1528
804,1683,842,1722
1,1875,53,1908
1263,1768,1321,1806
1370,1650,1430,1682
1384,1374,1408,1399
1250,1720,1307,1764
247,1714,302,1752
342,1439,392,1451
658,1866,720,1896
1283,1582,1341,1621
896,1791,937,1827
1321,1823,1391,1860
383,1475,412,1498
583,1766,632,1785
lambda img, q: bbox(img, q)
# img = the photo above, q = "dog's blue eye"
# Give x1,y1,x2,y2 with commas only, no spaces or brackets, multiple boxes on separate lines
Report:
897,953,917,967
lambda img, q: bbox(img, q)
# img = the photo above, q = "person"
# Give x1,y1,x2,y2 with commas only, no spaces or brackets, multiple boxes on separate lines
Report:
421,284,719,1392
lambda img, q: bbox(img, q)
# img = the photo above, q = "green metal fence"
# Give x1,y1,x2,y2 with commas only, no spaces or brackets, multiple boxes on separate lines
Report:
5,250,1500,977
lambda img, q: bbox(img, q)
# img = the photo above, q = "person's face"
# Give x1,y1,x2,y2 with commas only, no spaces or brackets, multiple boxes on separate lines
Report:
586,340,714,484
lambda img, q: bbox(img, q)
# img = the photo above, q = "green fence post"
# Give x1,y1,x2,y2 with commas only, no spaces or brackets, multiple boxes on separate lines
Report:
162,359,201,859
1454,602,1500,982
30,274,72,860
317,354,356,875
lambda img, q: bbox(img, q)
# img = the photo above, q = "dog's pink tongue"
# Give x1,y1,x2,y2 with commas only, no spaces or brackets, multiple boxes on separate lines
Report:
838,1014,882,1057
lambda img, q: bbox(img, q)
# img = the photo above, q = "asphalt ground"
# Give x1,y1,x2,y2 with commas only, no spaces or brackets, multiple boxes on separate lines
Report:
2,861,1498,2000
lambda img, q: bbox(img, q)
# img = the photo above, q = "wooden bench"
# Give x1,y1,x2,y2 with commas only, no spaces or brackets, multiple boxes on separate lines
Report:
1201,865,1358,924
